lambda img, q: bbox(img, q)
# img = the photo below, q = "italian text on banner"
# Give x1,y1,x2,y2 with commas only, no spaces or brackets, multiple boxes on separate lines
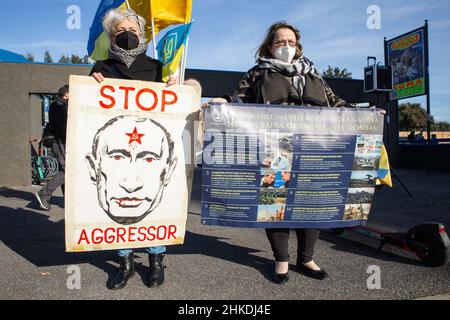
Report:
200,103,384,229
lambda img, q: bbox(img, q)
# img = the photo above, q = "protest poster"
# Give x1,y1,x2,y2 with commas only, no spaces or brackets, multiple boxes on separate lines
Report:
385,26,427,100
201,103,384,229
65,75,200,252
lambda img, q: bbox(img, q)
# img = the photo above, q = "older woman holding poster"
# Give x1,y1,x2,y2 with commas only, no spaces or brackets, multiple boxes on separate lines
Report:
210,21,360,284
90,8,177,290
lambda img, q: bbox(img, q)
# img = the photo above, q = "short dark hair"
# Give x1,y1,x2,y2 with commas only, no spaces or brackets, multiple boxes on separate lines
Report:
256,21,303,60
58,85,69,98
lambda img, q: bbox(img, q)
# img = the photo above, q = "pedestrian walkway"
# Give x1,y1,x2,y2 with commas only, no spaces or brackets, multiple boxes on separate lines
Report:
0,169,449,300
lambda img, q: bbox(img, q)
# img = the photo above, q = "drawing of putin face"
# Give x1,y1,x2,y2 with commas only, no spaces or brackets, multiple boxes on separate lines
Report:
86,116,177,225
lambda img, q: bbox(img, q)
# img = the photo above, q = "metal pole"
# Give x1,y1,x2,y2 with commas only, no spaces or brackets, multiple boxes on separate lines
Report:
383,37,391,155
179,19,192,84
151,19,158,59
424,20,431,174
180,34,190,85
150,0,158,59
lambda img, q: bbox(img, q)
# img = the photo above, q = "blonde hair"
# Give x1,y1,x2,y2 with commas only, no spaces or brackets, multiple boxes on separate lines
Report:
102,9,146,43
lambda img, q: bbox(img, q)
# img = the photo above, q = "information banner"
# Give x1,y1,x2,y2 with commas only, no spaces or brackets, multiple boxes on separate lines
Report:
201,104,384,229
65,75,200,252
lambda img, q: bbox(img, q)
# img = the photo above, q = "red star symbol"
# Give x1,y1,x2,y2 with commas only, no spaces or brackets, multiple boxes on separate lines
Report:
126,127,145,145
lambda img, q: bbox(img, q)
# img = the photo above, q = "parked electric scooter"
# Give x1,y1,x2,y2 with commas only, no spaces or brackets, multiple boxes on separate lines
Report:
332,222,450,267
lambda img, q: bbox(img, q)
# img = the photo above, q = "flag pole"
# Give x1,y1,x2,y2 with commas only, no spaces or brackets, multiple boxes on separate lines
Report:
179,21,191,85
180,35,189,85
125,1,156,59
150,0,158,59
180,0,193,85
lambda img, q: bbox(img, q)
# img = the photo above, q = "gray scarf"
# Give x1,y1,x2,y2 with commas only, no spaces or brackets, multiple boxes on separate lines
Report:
258,56,325,99
109,43,148,68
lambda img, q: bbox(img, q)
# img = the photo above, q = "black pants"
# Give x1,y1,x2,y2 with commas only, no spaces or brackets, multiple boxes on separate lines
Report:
41,139,65,198
265,228,320,263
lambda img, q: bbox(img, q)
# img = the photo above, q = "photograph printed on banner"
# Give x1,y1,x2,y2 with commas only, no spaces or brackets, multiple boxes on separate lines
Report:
352,135,383,171
261,132,293,171
343,203,372,221
344,186,374,220
259,188,287,205
260,169,291,189
349,171,378,188
346,187,375,204
260,132,293,193
257,204,286,222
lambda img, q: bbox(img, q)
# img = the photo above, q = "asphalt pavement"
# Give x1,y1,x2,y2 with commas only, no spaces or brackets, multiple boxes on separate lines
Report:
0,168,449,300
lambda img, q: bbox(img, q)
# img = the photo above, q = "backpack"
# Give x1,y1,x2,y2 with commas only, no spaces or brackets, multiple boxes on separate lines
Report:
41,122,55,148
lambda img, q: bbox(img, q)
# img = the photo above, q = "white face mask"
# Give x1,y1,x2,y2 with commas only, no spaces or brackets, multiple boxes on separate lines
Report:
274,45,296,63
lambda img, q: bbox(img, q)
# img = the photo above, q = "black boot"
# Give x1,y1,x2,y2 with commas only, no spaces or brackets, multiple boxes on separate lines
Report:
147,253,165,287
107,254,135,290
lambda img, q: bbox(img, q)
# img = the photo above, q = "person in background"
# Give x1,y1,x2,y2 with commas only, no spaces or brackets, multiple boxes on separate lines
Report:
416,130,426,143
35,85,69,211
431,134,439,144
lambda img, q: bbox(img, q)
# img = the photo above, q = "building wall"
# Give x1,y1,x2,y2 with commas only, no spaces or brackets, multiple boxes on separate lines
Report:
399,145,450,172
0,62,90,187
0,62,407,187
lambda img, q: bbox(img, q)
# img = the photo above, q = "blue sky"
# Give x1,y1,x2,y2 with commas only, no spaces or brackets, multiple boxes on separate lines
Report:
1,0,449,121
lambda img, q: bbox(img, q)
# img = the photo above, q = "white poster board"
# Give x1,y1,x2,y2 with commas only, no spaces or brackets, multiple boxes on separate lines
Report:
65,75,200,252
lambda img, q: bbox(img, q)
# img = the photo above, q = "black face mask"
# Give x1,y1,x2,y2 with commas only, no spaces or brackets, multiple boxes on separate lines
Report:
115,31,140,50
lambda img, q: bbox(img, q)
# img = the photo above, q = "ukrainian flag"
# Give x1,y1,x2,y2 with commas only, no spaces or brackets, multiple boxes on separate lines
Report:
88,0,125,61
88,0,192,61
376,144,393,187
156,23,192,82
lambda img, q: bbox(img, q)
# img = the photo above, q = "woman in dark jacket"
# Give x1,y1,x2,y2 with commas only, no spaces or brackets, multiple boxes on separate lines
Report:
90,8,175,290
212,21,354,284
225,23,349,108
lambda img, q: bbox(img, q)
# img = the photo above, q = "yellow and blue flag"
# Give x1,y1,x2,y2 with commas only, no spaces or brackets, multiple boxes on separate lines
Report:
156,23,192,82
88,0,125,61
376,144,393,187
88,0,192,61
